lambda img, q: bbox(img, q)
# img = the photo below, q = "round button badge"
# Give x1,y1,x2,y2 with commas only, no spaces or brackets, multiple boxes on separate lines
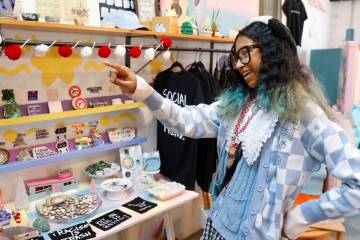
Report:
72,97,88,110
68,85,82,98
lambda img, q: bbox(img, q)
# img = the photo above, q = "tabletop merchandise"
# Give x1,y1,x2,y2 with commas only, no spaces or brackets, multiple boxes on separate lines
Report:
101,178,132,200
36,194,101,223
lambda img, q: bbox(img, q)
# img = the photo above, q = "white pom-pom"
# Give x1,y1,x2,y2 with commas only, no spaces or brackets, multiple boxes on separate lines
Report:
114,45,126,57
144,48,155,61
80,46,93,58
162,50,171,61
0,36,2,45
34,44,50,57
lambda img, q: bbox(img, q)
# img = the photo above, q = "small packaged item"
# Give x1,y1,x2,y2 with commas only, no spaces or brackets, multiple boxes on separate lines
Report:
27,105,41,116
147,182,185,201
0,226,40,240
32,146,56,159
143,151,161,173
108,127,136,144
74,137,93,150
55,127,69,154
0,209,11,226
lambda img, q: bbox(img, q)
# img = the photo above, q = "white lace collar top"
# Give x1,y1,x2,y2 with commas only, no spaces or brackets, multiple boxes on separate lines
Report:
225,104,279,166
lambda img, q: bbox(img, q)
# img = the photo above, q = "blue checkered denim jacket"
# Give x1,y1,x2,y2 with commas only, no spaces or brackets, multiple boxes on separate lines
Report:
133,76,360,240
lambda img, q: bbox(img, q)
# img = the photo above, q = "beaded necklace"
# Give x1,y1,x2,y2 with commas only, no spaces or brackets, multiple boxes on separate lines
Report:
228,96,259,166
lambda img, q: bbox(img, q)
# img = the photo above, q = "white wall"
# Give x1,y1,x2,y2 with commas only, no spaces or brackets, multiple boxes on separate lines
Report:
329,0,360,48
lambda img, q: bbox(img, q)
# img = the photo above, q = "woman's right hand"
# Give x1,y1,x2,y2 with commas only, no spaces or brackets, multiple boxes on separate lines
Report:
105,61,137,94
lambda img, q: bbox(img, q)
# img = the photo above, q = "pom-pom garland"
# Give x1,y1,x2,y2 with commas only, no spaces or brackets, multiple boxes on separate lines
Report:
144,48,155,60
114,45,126,57
160,37,172,48
2,38,173,60
34,44,49,57
80,46,93,58
129,46,142,58
98,45,112,58
162,50,171,61
58,45,72,58
4,44,22,60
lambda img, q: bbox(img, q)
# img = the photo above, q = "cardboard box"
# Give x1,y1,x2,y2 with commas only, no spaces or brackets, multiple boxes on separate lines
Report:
151,16,179,34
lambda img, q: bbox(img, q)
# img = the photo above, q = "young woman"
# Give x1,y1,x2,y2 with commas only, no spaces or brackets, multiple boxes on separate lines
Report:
105,16,360,240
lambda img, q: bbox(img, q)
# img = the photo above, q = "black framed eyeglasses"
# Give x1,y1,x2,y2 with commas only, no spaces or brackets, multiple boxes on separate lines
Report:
230,44,260,68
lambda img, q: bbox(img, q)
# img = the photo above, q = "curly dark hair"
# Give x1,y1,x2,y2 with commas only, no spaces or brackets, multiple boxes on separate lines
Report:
218,19,332,122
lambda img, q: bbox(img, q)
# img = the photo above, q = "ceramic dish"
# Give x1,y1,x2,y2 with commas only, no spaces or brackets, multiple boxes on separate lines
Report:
101,178,132,200
84,161,120,178
101,178,132,192
36,193,101,223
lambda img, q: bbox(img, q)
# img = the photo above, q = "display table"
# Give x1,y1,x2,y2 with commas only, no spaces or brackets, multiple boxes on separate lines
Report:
3,183,199,240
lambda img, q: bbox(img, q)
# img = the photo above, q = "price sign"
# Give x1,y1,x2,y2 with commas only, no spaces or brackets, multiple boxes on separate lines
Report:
90,209,131,231
48,222,96,240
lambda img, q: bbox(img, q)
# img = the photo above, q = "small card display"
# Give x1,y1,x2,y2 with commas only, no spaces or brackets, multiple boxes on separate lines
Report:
28,91,38,101
122,197,157,214
48,222,96,240
90,209,131,231
30,236,45,240
27,105,41,116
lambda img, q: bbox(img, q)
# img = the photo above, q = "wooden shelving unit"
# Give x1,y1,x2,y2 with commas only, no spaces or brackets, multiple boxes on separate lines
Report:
0,102,144,127
0,19,234,43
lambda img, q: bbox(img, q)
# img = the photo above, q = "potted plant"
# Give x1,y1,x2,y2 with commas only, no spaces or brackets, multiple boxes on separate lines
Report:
211,9,220,37
1,89,20,119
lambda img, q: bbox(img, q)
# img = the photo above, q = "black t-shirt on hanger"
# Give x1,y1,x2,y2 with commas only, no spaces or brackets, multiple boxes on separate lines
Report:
282,0,308,46
154,69,205,190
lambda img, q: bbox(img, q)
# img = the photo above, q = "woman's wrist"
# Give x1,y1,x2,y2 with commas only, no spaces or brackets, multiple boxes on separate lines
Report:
129,75,154,101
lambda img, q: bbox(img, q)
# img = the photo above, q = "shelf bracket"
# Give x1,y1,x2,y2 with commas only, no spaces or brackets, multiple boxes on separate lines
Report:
209,42,214,74
125,36,131,68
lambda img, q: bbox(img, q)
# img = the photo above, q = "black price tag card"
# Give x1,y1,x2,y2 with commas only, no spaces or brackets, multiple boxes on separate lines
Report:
30,237,45,240
90,209,131,231
48,222,96,240
123,197,157,214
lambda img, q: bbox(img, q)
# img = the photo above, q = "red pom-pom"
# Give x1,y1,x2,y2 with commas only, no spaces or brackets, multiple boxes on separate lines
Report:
98,46,112,58
58,45,73,58
4,44,22,60
129,46,142,58
161,37,172,48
